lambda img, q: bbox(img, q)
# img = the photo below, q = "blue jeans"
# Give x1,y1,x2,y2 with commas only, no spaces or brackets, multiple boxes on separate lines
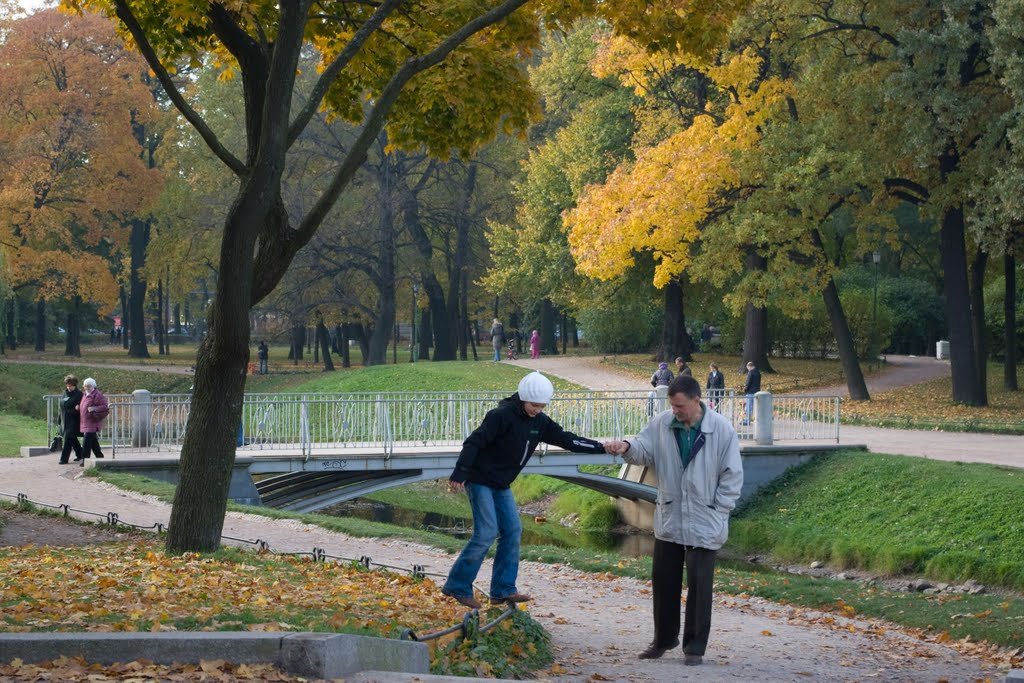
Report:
259,358,268,374
443,483,522,599
493,345,501,362
744,393,754,424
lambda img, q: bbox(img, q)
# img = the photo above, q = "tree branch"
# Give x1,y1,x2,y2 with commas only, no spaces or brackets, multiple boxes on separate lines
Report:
110,0,244,175
289,0,404,146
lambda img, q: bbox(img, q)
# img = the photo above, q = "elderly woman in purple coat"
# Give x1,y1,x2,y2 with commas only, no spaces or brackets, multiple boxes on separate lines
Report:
77,377,109,461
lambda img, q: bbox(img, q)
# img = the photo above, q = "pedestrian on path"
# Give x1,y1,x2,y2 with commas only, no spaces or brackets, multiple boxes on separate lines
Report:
78,377,109,462
57,374,83,464
604,375,743,666
706,363,725,410
651,362,673,387
257,340,269,375
529,329,540,359
490,318,505,362
442,371,606,609
742,361,761,425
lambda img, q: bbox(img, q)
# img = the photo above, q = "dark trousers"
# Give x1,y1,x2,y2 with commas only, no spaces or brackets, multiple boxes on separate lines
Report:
59,429,82,463
81,432,104,458
652,538,717,656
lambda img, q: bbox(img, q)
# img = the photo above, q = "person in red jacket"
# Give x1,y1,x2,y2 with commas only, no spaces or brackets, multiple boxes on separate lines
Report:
77,377,109,462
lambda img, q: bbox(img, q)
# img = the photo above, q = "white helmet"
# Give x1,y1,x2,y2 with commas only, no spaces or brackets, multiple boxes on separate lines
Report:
518,371,554,404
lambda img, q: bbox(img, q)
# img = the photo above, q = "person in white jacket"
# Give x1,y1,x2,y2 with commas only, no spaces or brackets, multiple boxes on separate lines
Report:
604,375,743,666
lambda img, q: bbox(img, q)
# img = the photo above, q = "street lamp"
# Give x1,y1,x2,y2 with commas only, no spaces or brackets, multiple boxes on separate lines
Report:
871,251,880,359
410,282,419,363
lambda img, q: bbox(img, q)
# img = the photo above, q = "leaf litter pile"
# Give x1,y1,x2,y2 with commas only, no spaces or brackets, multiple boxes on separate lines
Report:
0,538,541,680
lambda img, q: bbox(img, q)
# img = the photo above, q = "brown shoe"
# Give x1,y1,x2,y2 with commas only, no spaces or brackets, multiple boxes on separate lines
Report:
442,589,481,609
684,654,703,666
490,592,532,604
638,638,679,660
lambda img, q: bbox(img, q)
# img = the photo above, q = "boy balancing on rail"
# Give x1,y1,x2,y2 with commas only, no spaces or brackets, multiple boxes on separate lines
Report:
442,371,606,608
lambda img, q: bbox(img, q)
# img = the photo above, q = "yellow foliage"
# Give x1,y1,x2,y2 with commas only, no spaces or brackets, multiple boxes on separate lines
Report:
566,44,791,288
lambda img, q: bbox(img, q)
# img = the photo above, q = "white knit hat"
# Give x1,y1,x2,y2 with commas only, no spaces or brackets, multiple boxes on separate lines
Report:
518,371,554,404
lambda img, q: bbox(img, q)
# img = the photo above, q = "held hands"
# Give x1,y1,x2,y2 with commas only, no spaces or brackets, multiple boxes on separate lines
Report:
447,480,465,494
603,440,630,456
87,407,95,413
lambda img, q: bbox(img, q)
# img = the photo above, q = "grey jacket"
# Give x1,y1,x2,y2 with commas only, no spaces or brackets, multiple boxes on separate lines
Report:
623,405,743,549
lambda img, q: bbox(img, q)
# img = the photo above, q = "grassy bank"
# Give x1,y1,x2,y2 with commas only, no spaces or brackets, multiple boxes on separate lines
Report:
731,451,1024,591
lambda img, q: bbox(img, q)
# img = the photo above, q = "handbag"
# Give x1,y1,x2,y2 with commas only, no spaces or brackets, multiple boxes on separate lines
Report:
49,435,63,452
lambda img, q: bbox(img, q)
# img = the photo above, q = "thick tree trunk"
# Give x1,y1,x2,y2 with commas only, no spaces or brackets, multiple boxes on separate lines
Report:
660,278,694,362
367,154,397,366
941,205,985,405
174,303,182,334
970,249,989,405
64,297,81,357
316,320,335,371
120,286,129,350
418,307,432,360
289,324,305,364
1005,253,1018,391
165,202,257,553
458,268,470,359
156,278,166,355
5,296,17,349
821,278,870,400
741,250,773,373
340,322,351,368
540,299,557,355
128,218,150,358
34,299,46,352
350,322,370,364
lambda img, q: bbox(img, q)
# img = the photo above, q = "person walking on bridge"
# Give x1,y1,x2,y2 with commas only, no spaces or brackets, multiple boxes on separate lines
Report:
442,371,606,609
604,375,743,667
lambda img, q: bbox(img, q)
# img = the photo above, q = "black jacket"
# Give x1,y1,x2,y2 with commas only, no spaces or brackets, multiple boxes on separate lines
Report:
61,388,83,434
743,367,761,394
450,393,605,489
706,371,725,391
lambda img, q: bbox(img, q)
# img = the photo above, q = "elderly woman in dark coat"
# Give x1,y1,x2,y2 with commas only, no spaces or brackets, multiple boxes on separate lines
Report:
58,374,83,464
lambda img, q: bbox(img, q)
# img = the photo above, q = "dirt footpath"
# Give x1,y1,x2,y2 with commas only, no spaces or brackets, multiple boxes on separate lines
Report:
0,457,1004,682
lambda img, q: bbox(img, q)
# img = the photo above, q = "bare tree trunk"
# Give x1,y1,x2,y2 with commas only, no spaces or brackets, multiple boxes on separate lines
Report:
128,218,150,358
1005,252,1018,391
822,279,870,400
941,205,985,405
64,297,81,357
165,202,257,553
3,296,16,350
340,322,351,368
34,298,45,352
316,319,335,371
970,249,989,405
741,249,773,373
419,307,432,360
540,299,557,355
156,277,166,355
120,286,129,350
660,277,694,362
367,151,397,366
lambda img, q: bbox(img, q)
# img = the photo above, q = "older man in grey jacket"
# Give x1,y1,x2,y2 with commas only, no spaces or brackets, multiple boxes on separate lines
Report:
605,375,743,666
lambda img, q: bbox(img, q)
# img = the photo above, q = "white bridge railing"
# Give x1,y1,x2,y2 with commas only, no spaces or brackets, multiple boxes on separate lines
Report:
44,390,840,456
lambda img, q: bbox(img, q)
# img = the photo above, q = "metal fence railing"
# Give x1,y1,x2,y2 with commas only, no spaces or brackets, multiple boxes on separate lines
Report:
44,389,840,456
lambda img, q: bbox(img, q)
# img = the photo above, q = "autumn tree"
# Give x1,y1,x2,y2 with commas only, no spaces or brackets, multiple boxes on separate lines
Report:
58,0,742,552
0,8,161,356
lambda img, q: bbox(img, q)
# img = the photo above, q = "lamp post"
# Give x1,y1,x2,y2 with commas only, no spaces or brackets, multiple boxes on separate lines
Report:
410,282,418,363
871,251,880,359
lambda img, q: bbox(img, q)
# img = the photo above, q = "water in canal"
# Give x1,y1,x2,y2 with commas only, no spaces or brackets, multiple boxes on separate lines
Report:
323,498,655,558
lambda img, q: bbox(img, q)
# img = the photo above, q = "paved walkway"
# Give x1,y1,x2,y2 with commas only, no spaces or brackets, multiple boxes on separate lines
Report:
0,456,1003,682
509,354,1024,469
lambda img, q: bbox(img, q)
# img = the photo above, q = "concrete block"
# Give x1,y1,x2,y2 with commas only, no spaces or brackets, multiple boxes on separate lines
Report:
0,632,283,666
1004,670,1024,683
20,446,51,458
280,633,428,678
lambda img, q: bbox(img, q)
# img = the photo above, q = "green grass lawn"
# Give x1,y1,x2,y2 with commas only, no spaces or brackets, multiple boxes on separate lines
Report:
0,414,45,457
731,450,1024,591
